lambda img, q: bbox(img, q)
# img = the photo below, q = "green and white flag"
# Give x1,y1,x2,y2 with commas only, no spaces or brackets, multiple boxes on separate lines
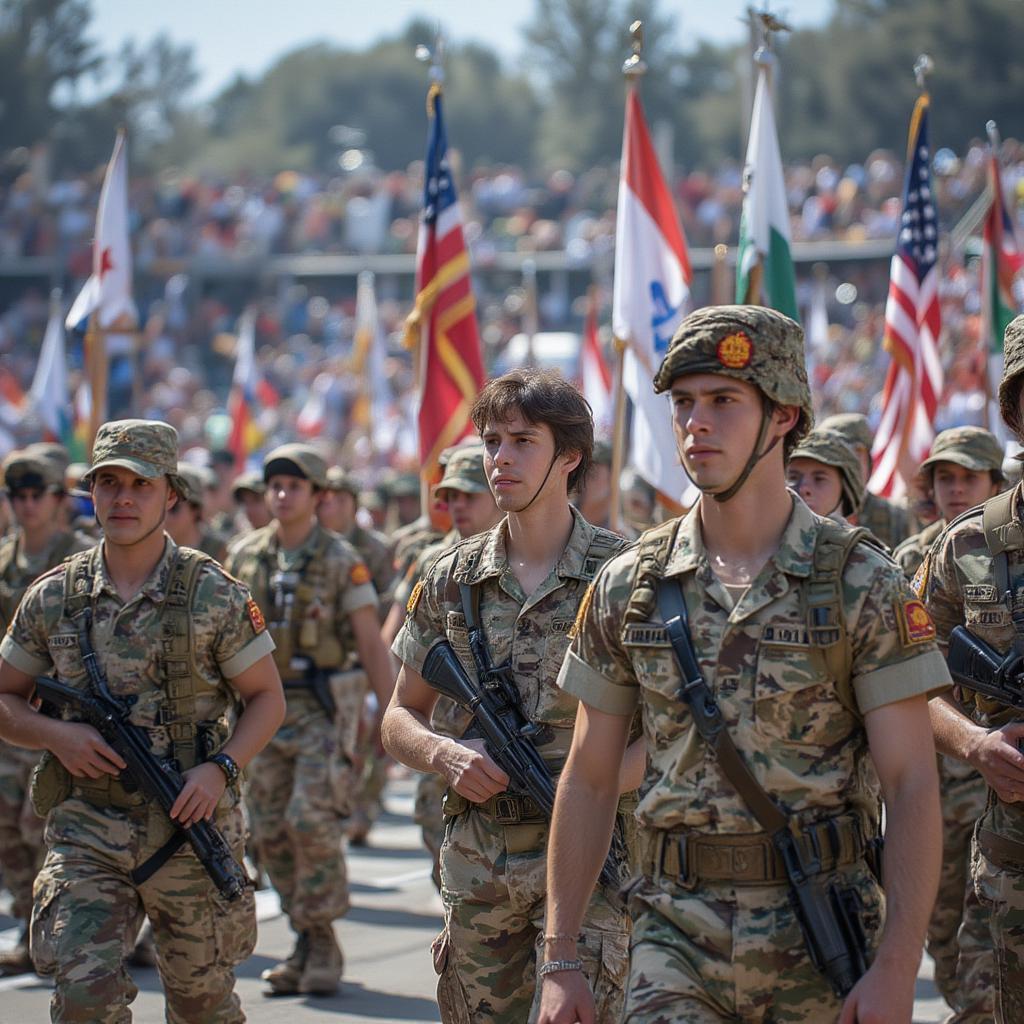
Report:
736,56,798,322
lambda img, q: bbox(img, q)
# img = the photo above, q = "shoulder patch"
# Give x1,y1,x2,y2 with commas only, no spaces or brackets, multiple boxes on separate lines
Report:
246,598,266,634
911,554,930,599
897,598,936,646
407,579,424,616
568,581,596,641
350,563,372,586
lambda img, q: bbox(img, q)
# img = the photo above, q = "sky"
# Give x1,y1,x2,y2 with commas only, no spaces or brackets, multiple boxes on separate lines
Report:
89,0,834,100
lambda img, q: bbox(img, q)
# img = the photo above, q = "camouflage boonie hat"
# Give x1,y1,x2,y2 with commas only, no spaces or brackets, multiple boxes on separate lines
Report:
2,450,64,493
263,443,328,489
654,304,813,447
435,444,489,495
920,426,1005,481
231,470,266,497
817,413,873,452
82,420,184,492
324,466,361,497
789,427,865,515
175,463,208,507
1000,314,1024,436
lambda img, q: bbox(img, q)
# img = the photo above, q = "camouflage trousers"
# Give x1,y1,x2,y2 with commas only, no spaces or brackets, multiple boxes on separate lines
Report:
0,743,45,921
436,805,630,1024
925,757,994,1023
246,695,354,930
414,771,447,888
31,796,255,1024
622,863,885,1022
972,799,1024,1024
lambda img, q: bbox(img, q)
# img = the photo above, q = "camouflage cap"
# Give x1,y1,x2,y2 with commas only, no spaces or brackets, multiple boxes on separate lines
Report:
386,472,421,499
920,426,1005,480
2,450,65,492
82,420,184,492
23,441,71,475
435,444,489,495
231,469,266,497
1000,314,1024,436
263,443,328,489
324,466,361,496
175,462,208,507
653,304,813,447
817,413,873,452
789,427,865,515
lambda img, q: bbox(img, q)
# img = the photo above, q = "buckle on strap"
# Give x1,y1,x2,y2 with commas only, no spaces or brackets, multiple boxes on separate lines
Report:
493,795,522,824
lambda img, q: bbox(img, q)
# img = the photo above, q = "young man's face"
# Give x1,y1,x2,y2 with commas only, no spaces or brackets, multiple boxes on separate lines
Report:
9,487,63,533
438,487,502,538
317,489,356,534
932,462,1000,521
92,467,177,547
238,490,272,529
670,373,788,495
267,474,319,528
481,413,579,514
786,458,845,517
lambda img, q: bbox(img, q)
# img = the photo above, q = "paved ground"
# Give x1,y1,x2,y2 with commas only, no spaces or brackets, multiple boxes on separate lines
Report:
0,778,953,1022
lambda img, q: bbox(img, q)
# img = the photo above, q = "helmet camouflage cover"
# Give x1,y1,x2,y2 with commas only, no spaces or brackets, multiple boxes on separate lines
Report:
654,304,813,450
1000,314,1024,437
789,427,865,515
817,412,873,453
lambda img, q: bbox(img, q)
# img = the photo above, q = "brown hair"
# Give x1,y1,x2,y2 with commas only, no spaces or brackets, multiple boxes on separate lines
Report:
471,369,594,492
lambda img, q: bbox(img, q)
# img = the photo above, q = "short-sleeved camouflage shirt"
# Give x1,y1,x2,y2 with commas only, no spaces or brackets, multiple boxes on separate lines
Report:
892,518,945,580
393,507,628,767
0,537,275,758
558,496,949,833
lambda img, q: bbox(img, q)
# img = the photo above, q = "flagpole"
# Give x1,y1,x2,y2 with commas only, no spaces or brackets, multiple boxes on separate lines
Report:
981,120,1001,433
85,313,106,457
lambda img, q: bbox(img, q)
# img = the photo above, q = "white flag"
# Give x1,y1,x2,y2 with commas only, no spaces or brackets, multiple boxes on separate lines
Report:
29,296,72,444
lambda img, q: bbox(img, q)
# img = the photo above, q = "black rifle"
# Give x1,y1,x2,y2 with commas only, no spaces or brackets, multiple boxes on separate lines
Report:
656,577,869,997
421,639,629,892
947,625,1024,710
283,656,337,719
35,619,248,902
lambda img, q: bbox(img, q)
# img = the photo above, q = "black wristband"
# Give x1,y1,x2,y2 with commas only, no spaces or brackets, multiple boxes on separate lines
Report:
208,752,240,785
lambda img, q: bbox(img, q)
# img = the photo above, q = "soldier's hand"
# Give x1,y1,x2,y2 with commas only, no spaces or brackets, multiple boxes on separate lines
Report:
439,737,509,803
838,954,915,1023
53,721,126,779
170,763,227,828
968,723,1024,802
536,970,596,1024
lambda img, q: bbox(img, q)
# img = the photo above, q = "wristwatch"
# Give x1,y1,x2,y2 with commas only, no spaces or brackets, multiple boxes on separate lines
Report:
208,752,240,786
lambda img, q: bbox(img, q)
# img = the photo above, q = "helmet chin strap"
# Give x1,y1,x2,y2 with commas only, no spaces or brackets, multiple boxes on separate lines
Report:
704,396,781,504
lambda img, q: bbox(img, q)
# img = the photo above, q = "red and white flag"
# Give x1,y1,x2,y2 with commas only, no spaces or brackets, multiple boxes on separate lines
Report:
581,291,613,439
227,310,259,472
869,94,943,499
612,85,694,507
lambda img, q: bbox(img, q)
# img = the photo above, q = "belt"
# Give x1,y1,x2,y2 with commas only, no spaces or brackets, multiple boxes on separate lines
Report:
639,814,868,887
473,793,546,825
977,827,1024,870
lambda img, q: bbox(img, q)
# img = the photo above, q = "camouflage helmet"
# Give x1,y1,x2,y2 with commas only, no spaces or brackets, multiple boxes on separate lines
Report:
2,450,65,493
789,427,865,516
654,304,813,452
324,466,361,497
435,444,489,495
231,469,266,497
817,413,873,453
175,462,208,507
1000,314,1024,437
919,426,1005,482
82,419,186,495
263,443,328,489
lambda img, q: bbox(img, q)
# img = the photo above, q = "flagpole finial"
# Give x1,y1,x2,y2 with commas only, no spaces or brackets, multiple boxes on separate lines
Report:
754,9,790,65
914,53,934,91
623,20,647,79
415,29,445,85
987,120,1001,149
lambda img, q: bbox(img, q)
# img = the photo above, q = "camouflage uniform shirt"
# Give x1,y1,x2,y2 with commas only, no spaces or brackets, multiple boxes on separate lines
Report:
857,491,911,551
892,518,945,581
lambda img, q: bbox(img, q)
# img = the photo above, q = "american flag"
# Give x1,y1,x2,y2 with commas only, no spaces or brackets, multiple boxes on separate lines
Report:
868,95,943,499
403,81,485,477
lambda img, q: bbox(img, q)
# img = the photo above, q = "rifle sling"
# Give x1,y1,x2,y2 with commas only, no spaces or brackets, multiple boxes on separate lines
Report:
655,577,791,839
131,831,189,886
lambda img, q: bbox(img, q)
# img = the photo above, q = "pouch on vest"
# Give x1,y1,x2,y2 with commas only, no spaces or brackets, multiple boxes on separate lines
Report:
30,751,71,818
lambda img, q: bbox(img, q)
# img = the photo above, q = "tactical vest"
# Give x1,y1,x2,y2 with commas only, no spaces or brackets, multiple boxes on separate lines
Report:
246,527,343,678
0,531,78,632
625,515,877,716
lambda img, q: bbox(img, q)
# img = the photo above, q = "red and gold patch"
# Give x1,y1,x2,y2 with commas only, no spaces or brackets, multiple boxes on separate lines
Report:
246,598,266,634
407,579,424,616
897,598,936,646
350,563,372,586
911,555,930,599
716,331,754,369
568,582,596,642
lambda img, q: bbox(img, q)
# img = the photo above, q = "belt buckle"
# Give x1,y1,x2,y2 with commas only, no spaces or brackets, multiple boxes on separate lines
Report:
494,795,520,824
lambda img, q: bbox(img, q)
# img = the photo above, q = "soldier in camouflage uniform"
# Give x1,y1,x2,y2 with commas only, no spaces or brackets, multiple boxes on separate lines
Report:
225,443,394,997
786,427,866,524
920,315,1024,1023
894,427,1004,1023
165,463,229,561
538,305,947,1024
819,412,912,549
317,466,397,845
230,471,271,535
0,450,92,975
384,369,640,1023
0,419,286,1023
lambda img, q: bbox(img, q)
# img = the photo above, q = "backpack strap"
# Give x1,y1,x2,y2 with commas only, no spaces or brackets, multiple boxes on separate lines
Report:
623,520,682,625
62,548,100,622
981,489,1021,601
